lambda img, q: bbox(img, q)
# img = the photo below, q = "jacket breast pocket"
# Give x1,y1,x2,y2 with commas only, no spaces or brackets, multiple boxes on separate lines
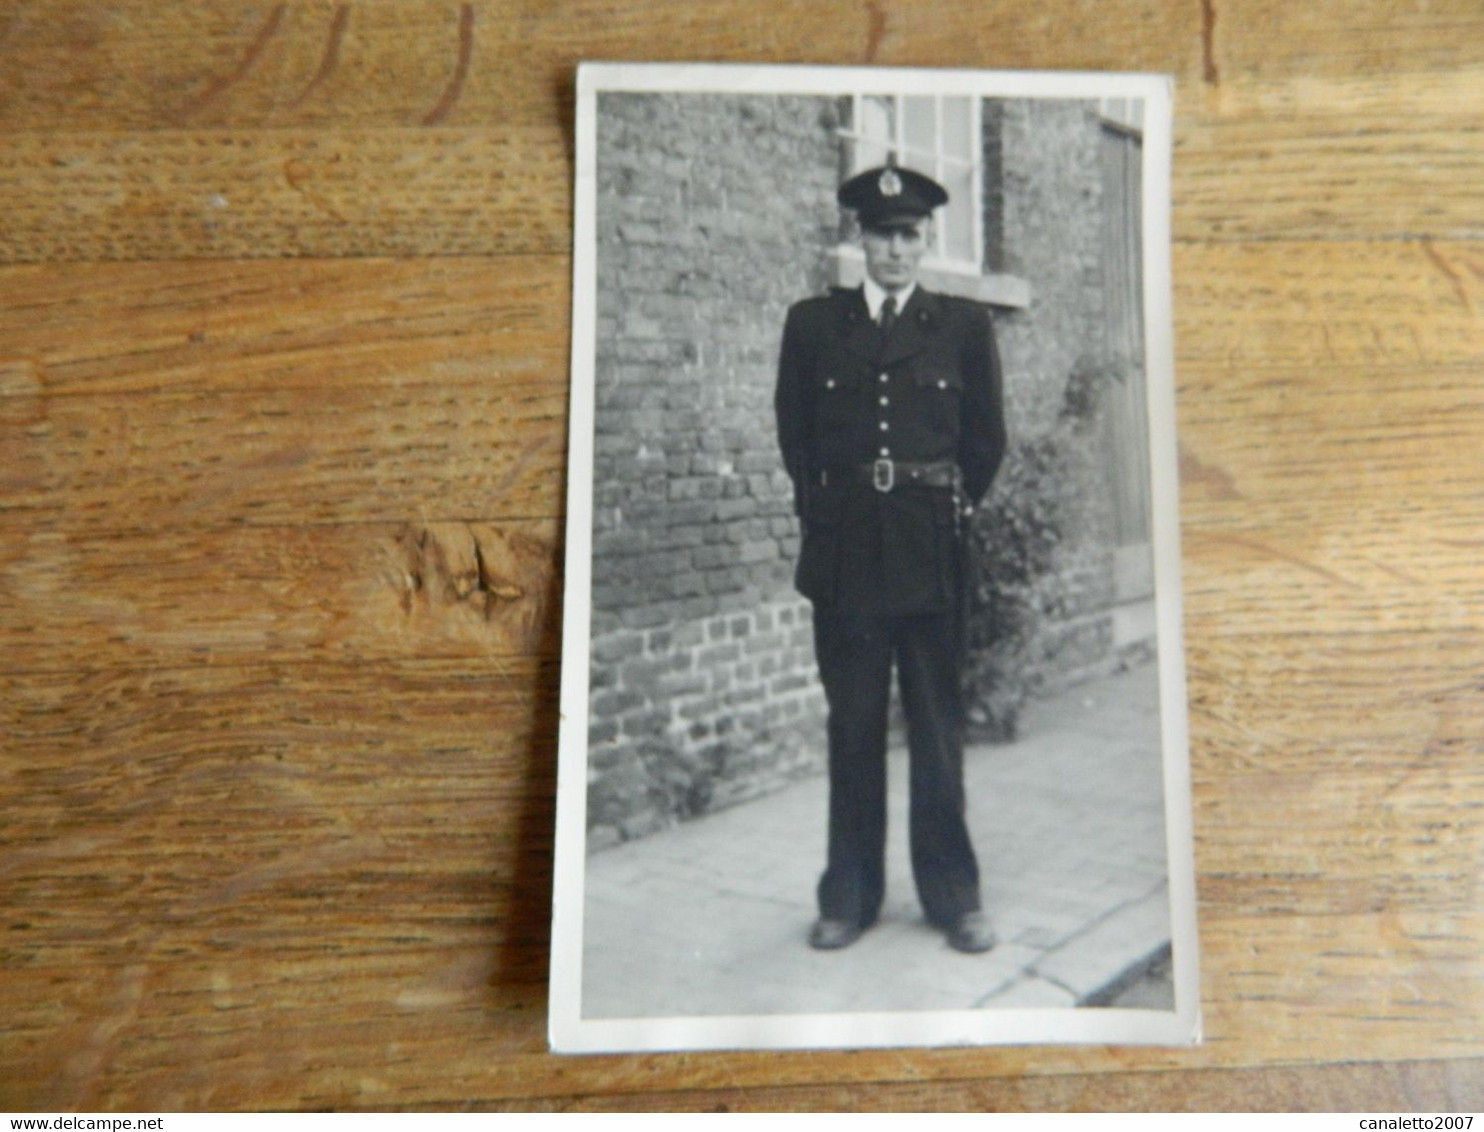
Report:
814,371,860,430
914,369,963,434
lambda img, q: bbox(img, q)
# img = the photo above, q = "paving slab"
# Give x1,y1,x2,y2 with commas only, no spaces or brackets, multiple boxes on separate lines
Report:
1034,883,1174,1005
581,660,1174,1022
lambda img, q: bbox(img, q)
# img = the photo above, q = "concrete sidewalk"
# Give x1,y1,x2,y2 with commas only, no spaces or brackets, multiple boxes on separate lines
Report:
582,660,1173,1019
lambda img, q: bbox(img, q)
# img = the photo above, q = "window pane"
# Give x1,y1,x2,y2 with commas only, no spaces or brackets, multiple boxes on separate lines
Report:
942,97,972,159
899,148,936,178
856,137,890,170
942,160,976,262
860,95,893,144
903,96,936,155
843,91,982,263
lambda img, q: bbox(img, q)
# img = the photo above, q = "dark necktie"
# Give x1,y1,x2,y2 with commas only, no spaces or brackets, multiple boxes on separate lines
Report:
879,295,897,336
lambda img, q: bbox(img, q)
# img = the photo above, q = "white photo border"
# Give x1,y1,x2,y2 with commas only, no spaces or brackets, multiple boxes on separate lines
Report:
550,61,1197,1053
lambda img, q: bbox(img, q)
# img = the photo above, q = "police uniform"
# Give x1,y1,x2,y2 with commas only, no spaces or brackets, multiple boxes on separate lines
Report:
775,165,1007,951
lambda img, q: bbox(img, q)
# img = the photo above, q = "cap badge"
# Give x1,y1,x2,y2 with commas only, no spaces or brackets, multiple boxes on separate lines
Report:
878,168,902,197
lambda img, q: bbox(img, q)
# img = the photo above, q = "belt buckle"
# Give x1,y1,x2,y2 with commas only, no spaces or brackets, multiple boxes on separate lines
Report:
872,457,894,493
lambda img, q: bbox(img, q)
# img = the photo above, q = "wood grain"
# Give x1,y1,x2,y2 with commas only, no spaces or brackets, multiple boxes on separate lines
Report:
2,0,1483,1113
1212,0,1484,81
0,1,1202,132
1177,72,1484,242
0,256,568,397
0,520,562,673
2,73,1482,261
2,0,1475,138
375,1056,1484,1110
1,379,566,529
1173,239,1484,370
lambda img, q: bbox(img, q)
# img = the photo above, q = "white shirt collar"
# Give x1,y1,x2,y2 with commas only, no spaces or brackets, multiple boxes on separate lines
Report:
863,277,916,322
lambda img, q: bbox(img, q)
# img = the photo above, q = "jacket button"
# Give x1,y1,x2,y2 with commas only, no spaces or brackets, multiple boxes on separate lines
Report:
938,379,947,389
879,421,889,431
879,373,889,383
825,379,836,389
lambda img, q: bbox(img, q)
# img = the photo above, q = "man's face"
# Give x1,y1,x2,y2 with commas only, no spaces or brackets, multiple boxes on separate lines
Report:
861,217,930,293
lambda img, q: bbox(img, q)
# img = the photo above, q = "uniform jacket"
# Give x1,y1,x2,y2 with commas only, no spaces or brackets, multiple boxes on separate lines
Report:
775,285,1007,616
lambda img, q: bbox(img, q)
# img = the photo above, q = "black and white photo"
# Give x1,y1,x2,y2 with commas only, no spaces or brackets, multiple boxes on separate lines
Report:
550,62,1195,1052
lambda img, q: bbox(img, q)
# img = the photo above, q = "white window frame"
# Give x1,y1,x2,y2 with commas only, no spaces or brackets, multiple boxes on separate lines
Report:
838,92,984,276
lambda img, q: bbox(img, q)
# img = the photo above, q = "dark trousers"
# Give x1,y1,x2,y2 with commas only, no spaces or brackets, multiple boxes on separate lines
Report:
812,605,981,929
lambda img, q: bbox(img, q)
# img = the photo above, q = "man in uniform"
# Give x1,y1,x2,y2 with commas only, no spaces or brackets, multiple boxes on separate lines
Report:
775,164,1007,953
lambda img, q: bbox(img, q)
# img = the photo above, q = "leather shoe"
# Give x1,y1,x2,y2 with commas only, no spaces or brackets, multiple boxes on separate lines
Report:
945,911,998,954
808,917,866,950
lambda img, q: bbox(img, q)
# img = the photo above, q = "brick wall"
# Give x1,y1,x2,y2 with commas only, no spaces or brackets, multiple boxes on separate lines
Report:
586,92,1154,839
967,99,1148,732
587,93,841,846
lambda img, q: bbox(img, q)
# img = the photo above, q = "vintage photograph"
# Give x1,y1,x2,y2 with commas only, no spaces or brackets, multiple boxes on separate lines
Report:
550,63,1195,1052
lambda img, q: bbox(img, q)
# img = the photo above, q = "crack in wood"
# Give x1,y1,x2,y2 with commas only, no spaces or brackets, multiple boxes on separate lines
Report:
283,158,349,223
1421,239,1475,314
1178,443,1245,501
288,3,351,110
422,4,474,127
1201,0,1220,85
865,0,887,62
395,523,523,621
470,527,525,617
174,4,286,124
1189,529,1358,590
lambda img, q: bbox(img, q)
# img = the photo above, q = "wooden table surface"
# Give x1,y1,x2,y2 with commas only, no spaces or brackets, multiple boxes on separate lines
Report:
3,0,1482,1112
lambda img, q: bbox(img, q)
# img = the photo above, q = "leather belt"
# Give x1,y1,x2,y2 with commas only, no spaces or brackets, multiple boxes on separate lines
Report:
815,459,959,493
